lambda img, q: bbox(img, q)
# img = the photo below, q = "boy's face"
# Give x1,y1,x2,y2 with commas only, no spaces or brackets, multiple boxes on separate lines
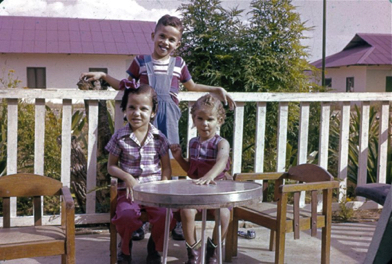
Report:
151,24,182,60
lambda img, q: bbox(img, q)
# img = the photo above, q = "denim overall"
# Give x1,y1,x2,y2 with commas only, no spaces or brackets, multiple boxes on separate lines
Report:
145,55,181,144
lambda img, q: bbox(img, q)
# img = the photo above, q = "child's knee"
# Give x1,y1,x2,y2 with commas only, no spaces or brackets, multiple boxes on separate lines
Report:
180,208,197,220
113,209,142,226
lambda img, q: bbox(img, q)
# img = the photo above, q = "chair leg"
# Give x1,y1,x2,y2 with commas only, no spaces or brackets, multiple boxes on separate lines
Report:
232,217,239,257
321,190,333,264
225,210,234,262
275,194,288,264
269,230,275,251
110,222,117,264
275,230,286,264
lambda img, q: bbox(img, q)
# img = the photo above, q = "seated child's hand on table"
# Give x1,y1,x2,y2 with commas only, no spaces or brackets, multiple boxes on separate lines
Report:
193,176,216,186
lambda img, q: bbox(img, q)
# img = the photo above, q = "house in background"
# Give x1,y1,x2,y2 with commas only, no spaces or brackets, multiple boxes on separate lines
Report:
312,33,392,92
0,16,155,89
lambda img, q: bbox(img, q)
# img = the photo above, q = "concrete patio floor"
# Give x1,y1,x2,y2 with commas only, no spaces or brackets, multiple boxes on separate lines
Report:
4,220,377,264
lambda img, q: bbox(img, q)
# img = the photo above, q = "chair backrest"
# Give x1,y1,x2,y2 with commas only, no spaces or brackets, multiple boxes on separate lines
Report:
286,164,334,182
0,173,62,197
170,159,187,178
0,173,63,228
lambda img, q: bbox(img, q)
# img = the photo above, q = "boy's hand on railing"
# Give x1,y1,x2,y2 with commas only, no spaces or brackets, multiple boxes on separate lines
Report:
211,87,236,110
80,72,106,82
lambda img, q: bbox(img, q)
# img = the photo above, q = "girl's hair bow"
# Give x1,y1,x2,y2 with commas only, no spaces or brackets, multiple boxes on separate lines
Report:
119,78,139,90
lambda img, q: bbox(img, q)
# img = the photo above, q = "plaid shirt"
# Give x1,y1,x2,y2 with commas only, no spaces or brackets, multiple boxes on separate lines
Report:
105,123,169,184
188,134,230,179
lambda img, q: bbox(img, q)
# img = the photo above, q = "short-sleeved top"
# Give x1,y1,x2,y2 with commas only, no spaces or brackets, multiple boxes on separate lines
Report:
187,134,231,180
127,55,192,105
105,123,169,184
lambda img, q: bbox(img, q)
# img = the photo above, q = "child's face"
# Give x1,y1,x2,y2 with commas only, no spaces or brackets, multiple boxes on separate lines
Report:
151,24,182,60
125,93,156,131
193,106,222,142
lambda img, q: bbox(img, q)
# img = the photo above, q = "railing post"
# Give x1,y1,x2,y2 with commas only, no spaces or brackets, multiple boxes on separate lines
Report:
232,102,245,174
338,102,351,202
34,98,46,220
255,102,266,173
377,101,389,184
298,102,310,207
358,101,370,186
61,99,72,188
86,100,98,214
6,99,18,223
319,102,331,170
276,102,288,172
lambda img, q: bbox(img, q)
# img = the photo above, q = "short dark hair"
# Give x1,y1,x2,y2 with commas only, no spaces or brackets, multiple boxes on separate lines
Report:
155,14,184,34
120,84,158,120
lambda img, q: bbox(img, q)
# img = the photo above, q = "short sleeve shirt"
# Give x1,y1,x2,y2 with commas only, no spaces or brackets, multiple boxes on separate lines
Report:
127,55,192,105
105,123,169,184
187,134,230,180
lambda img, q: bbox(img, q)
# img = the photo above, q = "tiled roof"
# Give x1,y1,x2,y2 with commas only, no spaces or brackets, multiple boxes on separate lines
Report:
312,33,392,68
0,16,155,55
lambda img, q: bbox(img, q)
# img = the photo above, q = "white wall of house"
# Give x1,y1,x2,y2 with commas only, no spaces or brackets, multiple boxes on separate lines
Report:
325,65,392,93
326,66,366,92
1,53,135,89
366,67,392,92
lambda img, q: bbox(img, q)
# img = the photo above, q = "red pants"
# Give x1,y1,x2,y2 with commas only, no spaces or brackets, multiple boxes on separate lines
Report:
112,190,176,255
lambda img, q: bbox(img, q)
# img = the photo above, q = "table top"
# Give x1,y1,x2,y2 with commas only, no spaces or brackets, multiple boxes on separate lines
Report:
133,180,262,209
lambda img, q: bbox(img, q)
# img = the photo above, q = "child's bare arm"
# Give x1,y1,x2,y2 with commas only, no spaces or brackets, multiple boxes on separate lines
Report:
169,144,190,173
107,153,138,198
183,79,236,110
194,139,230,185
160,152,172,181
80,72,121,89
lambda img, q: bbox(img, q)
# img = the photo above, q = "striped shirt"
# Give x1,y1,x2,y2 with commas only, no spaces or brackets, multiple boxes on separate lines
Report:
127,55,192,105
105,123,169,184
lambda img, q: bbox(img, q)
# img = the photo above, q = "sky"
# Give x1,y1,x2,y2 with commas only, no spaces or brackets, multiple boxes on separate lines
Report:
0,0,391,62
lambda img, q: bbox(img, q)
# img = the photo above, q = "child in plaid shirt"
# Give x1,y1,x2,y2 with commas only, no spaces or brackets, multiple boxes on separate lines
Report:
106,84,175,264
170,94,231,264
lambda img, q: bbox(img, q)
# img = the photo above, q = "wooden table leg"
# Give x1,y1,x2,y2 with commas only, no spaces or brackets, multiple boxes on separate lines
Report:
216,208,222,264
162,208,171,264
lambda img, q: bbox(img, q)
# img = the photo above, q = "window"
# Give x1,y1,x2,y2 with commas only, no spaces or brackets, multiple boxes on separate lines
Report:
89,68,109,87
346,77,354,92
325,78,332,88
386,76,392,92
27,67,46,88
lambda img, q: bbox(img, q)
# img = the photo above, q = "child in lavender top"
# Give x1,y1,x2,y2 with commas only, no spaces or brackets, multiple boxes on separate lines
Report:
170,94,231,264
105,84,174,264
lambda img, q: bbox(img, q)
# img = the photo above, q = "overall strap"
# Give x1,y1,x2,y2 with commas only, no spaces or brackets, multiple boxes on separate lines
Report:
144,55,155,87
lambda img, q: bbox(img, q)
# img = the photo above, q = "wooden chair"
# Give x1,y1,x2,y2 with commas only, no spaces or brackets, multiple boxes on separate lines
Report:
225,164,339,264
0,173,75,263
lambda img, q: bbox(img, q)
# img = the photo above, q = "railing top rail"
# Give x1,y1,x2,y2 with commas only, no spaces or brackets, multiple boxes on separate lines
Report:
2,89,392,102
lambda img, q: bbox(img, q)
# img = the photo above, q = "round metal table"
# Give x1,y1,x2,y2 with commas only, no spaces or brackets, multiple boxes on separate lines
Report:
133,180,262,264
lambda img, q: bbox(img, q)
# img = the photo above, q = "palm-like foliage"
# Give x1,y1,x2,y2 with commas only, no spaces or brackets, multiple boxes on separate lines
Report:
330,105,392,184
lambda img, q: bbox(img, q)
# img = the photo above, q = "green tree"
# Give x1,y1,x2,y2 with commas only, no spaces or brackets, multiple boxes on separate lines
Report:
177,0,318,172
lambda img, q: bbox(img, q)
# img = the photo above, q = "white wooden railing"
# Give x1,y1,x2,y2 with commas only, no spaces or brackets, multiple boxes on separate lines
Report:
1,89,390,226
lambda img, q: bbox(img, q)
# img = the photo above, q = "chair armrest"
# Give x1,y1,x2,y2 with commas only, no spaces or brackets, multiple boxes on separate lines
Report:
280,181,339,193
61,186,75,209
234,172,285,181
61,186,75,259
61,186,75,236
